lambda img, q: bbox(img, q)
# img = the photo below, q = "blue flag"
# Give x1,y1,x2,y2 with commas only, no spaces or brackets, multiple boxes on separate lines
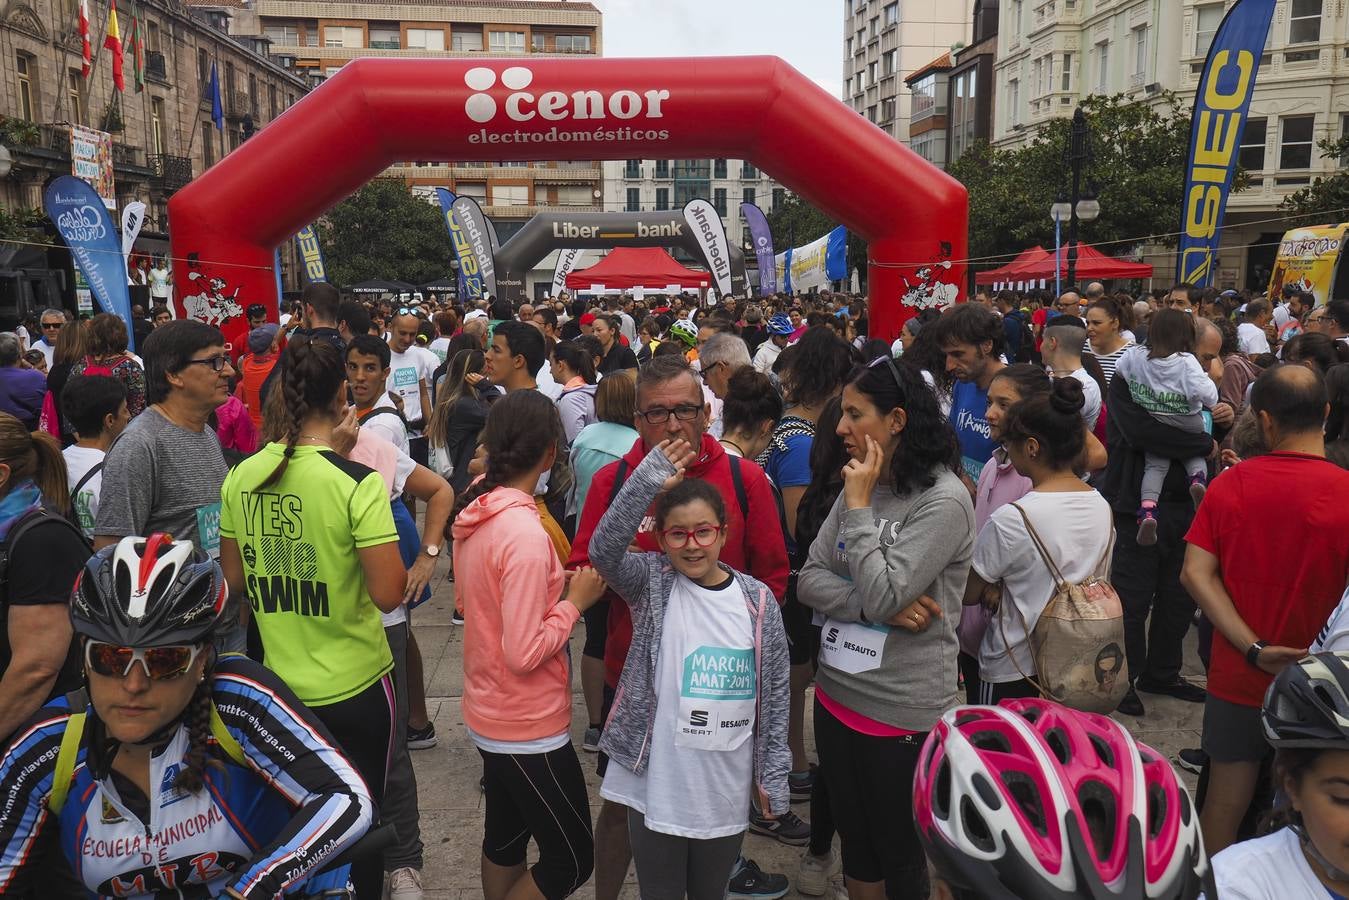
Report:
436,188,485,300
209,62,223,130
294,224,328,284
1175,0,1275,286
44,176,135,347
740,202,776,296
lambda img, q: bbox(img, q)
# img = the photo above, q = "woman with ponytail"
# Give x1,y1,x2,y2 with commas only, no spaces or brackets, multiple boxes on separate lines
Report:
219,335,406,898
453,389,604,900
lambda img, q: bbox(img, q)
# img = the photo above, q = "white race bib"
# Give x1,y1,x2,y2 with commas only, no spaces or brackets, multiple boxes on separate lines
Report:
818,618,888,674
674,645,756,752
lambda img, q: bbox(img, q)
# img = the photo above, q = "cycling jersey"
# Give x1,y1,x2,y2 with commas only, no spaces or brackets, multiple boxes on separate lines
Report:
0,655,373,899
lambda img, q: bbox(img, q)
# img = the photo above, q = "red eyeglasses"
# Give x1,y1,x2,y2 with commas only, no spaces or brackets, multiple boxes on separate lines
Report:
660,525,724,549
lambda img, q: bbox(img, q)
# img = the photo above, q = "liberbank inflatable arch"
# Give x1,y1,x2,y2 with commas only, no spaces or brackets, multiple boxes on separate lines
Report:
168,56,967,340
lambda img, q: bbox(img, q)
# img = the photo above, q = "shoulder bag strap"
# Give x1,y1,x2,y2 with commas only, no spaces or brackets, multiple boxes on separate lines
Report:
48,708,87,815
209,706,247,767
70,462,104,504
606,459,630,507
1009,502,1069,591
727,455,750,519
994,590,1049,700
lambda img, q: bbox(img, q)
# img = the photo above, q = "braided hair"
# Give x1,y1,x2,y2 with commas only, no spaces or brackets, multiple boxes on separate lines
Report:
175,671,223,793
259,336,345,488
447,390,564,544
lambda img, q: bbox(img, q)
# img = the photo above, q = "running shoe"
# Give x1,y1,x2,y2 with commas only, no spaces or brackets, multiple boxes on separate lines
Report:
407,722,438,750
388,867,424,900
582,726,602,753
451,609,465,626
796,849,840,897
727,858,790,900
1176,747,1208,775
748,808,811,846
1188,473,1207,508
788,765,816,803
1136,505,1159,547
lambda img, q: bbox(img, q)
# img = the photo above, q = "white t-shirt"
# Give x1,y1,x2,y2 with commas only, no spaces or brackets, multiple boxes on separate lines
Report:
535,362,564,401
1238,322,1272,356
63,445,105,539
973,490,1113,683
752,339,782,375
1313,585,1349,652
387,346,437,428
1114,345,1219,416
1208,827,1327,900
428,336,452,365
361,393,410,456
1066,368,1102,431
149,266,171,299
600,573,755,838
35,339,56,369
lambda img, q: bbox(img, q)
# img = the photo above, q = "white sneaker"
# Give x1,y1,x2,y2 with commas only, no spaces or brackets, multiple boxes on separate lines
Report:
388,866,424,900
797,850,840,897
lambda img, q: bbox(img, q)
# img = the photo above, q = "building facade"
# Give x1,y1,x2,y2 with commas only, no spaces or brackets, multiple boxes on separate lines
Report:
231,0,605,243
991,0,1349,289
944,0,999,167
905,53,952,167
843,0,972,143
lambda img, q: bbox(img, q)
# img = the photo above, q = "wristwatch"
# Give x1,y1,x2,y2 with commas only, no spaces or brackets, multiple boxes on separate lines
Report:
421,543,441,559
1245,639,1268,667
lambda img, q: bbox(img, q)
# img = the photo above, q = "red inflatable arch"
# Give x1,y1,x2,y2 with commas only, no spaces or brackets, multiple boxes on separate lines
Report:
168,56,966,341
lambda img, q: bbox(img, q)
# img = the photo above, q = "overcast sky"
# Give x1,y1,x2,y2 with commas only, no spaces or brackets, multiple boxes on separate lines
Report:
589,0,845,98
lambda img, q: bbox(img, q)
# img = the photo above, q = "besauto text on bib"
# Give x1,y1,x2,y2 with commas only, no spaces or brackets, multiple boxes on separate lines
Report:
238,490,330,617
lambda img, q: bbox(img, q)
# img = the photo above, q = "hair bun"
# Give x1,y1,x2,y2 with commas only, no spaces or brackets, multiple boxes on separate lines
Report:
1049,376,1086,416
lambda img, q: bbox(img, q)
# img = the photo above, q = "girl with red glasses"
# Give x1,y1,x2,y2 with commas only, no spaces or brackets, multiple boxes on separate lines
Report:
588,438,791,900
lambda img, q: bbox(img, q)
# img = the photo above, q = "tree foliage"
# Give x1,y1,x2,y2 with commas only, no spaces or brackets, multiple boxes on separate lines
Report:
1281,136,1349,226
765,194,868,283
947,92,1206,274
318,179,453,288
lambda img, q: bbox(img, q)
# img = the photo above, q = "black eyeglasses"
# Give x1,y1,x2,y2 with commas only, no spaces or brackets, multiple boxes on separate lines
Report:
637,404,702,424
183,354,231,372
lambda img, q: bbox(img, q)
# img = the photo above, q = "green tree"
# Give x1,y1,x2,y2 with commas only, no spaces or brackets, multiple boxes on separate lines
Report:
1281,136,1349,225
948,92,1208,275
318,178,454,288
765,195,868,284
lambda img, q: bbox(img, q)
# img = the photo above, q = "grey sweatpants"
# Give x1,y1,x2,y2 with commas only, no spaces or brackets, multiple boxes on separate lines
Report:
384,619,425,871
1141,409,1208,504
627,809,744,900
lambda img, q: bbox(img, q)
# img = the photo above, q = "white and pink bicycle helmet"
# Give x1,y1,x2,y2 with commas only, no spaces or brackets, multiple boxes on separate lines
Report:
914,699,1213,900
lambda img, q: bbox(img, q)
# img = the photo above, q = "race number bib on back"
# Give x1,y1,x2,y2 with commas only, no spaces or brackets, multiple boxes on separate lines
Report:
675,645,756,752
819,618,888,674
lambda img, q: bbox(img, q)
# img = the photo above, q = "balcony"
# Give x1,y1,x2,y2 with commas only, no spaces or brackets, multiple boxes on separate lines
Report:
224,88,248,120
533,166,602,184
146,50,168,81
149,154,193,191
369,40,400,49
480,203,603,219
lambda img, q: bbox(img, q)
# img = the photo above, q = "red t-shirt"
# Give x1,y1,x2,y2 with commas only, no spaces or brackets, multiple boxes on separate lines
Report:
1185,451,1349,707
1031,307,1048,352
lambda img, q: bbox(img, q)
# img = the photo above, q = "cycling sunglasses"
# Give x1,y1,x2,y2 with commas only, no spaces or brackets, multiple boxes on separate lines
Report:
85,641,203,680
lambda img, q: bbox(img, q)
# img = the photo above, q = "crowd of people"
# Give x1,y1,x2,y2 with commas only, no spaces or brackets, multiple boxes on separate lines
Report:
0,276,1346,900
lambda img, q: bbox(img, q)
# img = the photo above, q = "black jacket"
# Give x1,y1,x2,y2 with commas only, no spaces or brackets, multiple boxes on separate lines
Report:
1100,373,1214,514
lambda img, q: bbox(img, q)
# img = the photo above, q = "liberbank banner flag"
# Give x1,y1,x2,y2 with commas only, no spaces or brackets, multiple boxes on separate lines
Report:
683,198,733,296
1176,0,1275,287
740,202,776,295
787,226,848,293
435,189,482,300
451,194,499,299
294,224,328,283
45,175,134,341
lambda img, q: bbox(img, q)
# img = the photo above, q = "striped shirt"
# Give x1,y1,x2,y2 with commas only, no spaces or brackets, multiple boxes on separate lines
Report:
1086,340,1134,390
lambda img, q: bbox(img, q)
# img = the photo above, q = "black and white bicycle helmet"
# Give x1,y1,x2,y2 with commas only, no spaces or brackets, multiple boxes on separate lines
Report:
71,533,227,647
1263,651,1349,748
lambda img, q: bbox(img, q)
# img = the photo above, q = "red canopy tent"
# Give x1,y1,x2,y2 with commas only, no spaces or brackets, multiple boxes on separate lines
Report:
974,246,1050,286
1014,242,1153,281
565,247,712,293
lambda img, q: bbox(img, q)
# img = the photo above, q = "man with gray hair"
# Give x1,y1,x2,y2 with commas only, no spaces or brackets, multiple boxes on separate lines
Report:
699,332,753,439
33,308,66,368
0,332,47,430
1085,281,1106,300
1133,300,1152,344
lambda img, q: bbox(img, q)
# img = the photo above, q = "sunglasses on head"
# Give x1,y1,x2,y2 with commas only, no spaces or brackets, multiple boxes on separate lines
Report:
85,641,202,680
868,353,906,398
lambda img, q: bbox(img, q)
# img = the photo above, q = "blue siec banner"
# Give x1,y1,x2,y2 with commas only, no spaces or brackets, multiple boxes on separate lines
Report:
740,202,776,296
44,175,135,345
436,188,486,300
1176,0,1275,287
294,224,327,284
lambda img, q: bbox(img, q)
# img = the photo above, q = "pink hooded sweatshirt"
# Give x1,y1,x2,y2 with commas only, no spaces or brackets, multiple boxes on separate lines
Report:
452,485,579,742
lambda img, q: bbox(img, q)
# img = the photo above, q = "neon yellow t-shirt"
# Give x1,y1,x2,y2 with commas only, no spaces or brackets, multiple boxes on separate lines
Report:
219,443,396,706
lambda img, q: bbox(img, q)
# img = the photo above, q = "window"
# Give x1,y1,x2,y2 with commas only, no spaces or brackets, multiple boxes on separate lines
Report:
1008,78,1020,127
655,159,669,178
198,48,209,98
1238,117,1266,171
869,16,879,38
1011,0,1024,33
407,29,444,51
713,188,727,215
742,162,758,178
912,74,936,116
880,97,896,121
624,159,641,178
488,30,525,52
714,158,727,178
264,24,299,45
303,25,317,47
324,26,363,48
531,32,547,51
1279,115,1315,169
883,49,898,75
68,69,84,124
655,188,669,211
1195,4,1223,57
1035,54,1052,96
151,97,165,154
772,188,785,211
248,74,258,115
491,184,528,207
626,188,640,211
455,182,487,200
1132,26,1148,78
202,121,215,167
1061,51,1073,91
1095,42,1109,94
857,66,868,91
556,34,591,53
452,28,483,51
951,68,978,162
15,54,34,121
884,2,898,25
867,61,877,85
146,20,161,52
867,105,877,122
369,26,399,49
742,188,756,207
269,84,277,119
1289,0,1321,44
847,37,853,56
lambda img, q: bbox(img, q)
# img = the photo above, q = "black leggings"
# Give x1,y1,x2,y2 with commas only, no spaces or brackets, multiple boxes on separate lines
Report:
479,742,595,900
978,677,1040,705
814,697,929,898
313,673,396,900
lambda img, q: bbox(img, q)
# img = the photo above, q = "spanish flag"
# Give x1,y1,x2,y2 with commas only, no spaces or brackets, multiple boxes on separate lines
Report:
104,0,124,92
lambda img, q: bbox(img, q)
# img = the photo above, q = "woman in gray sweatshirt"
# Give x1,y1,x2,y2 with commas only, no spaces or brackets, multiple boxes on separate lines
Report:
798,356,974,900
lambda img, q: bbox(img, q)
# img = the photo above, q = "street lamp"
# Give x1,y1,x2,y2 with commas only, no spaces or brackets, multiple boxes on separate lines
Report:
1060,107,1097,288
